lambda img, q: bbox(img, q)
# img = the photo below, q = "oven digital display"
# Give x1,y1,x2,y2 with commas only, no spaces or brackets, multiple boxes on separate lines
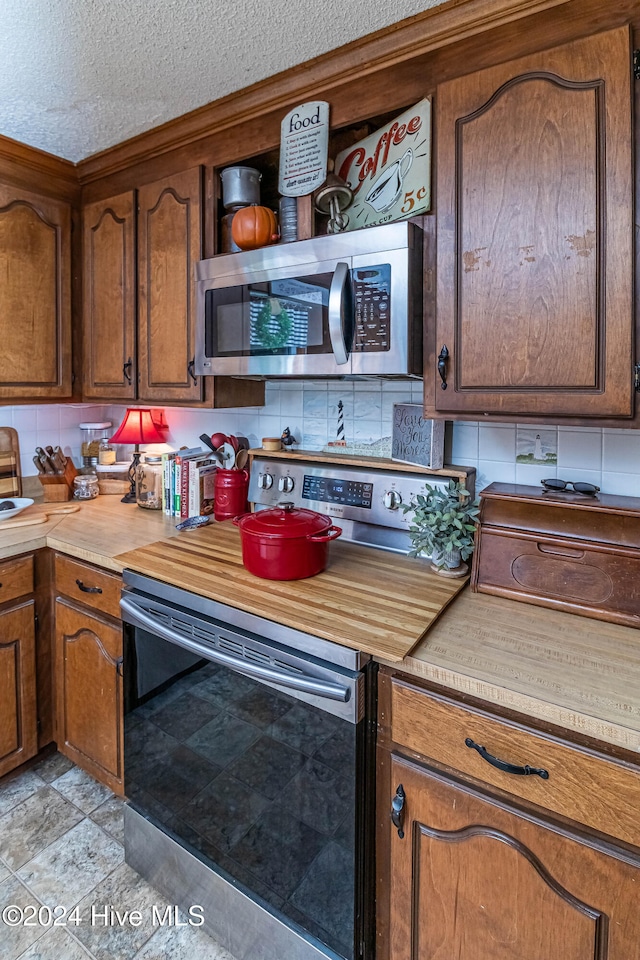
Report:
302,474,373,508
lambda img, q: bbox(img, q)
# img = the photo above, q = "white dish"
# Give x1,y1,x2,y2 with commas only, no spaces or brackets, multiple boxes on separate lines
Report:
0,497,34,520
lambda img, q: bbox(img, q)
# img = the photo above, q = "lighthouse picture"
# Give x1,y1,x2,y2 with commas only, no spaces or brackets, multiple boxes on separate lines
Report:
327,399,347,447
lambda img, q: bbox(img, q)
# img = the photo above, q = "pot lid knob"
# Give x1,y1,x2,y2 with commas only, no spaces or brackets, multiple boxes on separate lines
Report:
280,501,295,512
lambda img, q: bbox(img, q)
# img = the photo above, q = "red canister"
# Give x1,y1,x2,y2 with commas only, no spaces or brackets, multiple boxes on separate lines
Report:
213,468,249,522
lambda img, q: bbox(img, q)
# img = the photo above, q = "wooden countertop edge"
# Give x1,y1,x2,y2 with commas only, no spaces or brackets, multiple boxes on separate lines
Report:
376,655,640,754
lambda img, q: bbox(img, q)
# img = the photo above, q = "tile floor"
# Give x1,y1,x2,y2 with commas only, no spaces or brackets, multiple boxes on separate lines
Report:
0,753,238,960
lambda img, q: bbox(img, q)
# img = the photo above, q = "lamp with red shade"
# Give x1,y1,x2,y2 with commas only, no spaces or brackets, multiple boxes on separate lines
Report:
110,408,167,503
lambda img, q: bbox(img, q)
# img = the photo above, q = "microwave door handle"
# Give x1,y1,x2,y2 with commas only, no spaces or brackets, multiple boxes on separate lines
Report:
120,597,351,703
328,261,350,366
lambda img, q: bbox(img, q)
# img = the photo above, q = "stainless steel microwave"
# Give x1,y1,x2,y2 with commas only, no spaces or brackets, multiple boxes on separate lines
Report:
194,221,423,378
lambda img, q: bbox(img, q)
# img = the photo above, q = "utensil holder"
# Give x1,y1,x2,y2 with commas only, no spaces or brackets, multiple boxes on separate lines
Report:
38,460,78,502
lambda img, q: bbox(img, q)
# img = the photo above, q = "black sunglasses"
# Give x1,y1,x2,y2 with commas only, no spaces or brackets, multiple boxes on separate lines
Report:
541,479,600,496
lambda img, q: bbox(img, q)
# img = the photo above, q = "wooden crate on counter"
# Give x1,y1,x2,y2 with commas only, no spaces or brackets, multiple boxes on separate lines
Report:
471,482,640,628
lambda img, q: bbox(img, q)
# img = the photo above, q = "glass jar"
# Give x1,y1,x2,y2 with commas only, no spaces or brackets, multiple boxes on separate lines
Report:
79,421,112,469
98,437,116,465
73,475,99,500
135,455,163,510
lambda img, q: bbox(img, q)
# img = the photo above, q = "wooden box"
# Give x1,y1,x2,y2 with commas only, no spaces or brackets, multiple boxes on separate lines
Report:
471,483,640,627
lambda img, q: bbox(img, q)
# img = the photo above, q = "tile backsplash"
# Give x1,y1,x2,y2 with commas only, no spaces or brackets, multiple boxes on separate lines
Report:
4,382,639,497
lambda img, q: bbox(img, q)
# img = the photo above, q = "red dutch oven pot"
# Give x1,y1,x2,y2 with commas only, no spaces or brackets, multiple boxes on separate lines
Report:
233,502,342,580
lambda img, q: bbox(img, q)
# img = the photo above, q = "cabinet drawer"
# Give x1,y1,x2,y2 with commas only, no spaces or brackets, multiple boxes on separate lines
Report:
0,555,34,604
55,555,121,620
391,680,640,849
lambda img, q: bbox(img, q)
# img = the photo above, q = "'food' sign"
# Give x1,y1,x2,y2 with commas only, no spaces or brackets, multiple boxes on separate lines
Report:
279,101,330,197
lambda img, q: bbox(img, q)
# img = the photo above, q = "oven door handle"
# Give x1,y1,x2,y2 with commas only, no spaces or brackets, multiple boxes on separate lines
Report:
120,597,352,703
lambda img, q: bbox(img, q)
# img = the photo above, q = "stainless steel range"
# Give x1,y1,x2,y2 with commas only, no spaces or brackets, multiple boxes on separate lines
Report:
121,455,467,960
249,452,459,553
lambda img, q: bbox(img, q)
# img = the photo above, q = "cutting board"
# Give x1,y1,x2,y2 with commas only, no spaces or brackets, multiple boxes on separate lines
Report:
0,427,21,497
115,523,468,662
0,503,80,529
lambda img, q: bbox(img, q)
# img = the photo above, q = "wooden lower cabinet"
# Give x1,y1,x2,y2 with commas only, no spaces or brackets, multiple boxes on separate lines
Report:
54,596,124,794
0,601,37,777
388,756,640,960
380,673,640,960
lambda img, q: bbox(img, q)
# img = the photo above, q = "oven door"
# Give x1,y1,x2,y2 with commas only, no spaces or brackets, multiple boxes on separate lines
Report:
121,591,375,960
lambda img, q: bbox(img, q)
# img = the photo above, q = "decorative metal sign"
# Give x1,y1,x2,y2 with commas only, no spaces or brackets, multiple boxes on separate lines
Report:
279,101,330,197
334,98,431,230
391,403,444,469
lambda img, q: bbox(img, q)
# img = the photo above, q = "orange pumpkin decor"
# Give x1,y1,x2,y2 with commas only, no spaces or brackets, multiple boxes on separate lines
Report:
231,205,279,250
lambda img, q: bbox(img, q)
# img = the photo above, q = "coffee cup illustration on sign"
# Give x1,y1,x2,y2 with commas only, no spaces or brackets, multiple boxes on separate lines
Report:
364,148,413,214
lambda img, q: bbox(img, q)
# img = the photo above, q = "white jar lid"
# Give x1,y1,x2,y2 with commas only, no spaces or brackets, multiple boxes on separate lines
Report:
79,421,112,430
95,462,130,474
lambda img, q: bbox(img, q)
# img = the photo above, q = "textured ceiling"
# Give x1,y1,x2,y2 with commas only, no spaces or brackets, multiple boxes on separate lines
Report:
1,0,445,163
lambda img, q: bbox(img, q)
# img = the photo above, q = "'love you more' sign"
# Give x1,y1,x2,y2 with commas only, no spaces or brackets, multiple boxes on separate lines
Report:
392,404,444,469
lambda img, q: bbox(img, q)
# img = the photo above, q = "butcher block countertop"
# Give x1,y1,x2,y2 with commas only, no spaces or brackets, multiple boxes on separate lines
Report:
1,496,639,751
380,590,640,753
114,522,467,663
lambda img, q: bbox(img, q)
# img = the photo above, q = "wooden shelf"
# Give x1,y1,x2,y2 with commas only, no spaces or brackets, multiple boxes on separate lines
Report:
249,447,475,481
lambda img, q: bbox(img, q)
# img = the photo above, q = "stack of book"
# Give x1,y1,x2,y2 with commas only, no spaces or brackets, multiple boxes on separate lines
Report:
161,447,217,518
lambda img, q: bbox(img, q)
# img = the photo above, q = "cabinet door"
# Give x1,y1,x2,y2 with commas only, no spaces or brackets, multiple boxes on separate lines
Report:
0,601,37,777
429,26,633,419
55,598,124,794
0,184,72,399
137,167,204,403
82,191,137,400
388,755,640,960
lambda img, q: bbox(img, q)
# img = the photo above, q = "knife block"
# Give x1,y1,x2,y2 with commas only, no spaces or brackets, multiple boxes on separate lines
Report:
38,460,78,501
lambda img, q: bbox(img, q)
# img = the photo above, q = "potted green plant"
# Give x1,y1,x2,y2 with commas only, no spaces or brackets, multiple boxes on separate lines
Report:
401,479,480,577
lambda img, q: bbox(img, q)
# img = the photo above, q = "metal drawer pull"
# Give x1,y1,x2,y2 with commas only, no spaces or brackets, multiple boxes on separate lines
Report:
465,737,549,779
75,579,103,595
391,784,406,839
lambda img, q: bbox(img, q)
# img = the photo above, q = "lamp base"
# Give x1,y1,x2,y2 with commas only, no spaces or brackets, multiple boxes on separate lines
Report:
121,449,141,504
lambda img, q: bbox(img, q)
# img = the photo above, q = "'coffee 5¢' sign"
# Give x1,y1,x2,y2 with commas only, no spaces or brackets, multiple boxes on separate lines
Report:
335,98,431,231
279,101,330,197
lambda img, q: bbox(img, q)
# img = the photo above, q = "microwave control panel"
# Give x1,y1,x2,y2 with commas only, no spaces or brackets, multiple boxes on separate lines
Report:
352,264,391,352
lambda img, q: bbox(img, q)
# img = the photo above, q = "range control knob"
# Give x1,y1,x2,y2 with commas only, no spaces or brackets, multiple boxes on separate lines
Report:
383,490,403,510
258,472,274,490
278,476,294,493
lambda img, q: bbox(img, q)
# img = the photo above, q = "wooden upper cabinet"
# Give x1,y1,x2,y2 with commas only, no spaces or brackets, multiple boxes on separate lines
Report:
428,26,633,419
82,191,137,400
137,167,204,404
0,184,72,399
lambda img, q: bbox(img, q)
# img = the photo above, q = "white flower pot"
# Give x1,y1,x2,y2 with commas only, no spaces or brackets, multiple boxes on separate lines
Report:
430,546,468,578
